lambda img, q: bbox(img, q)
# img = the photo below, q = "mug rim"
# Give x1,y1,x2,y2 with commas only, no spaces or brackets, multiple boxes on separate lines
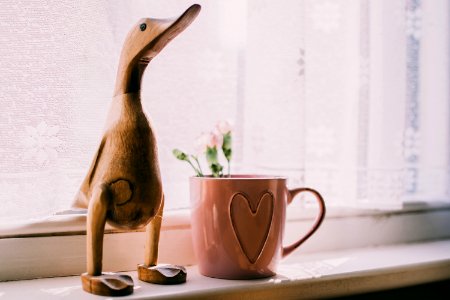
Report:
189,174,287,180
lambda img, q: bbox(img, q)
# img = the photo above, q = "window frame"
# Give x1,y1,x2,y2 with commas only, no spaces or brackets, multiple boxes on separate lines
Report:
1,0,450,284
1,202,450,281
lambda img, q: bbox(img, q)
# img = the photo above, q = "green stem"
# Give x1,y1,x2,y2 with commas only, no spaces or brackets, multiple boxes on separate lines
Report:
192,156,204,176
187,160,202,177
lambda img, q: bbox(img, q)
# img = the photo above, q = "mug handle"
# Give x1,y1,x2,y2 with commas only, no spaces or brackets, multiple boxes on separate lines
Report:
282,187,326,257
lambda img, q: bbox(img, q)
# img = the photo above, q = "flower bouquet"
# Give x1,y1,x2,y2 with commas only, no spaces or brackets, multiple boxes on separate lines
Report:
172,120,232,177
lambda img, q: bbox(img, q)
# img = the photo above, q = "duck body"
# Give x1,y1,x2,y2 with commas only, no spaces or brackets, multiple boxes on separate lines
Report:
75,93,162,229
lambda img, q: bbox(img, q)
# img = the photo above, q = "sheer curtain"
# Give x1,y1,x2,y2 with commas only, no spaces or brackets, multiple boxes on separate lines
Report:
242,0,450,208
0,0,239,221
0,0,449,222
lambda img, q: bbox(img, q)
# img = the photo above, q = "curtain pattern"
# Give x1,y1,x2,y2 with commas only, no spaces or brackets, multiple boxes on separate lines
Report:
242,0,450,208
1,0,449,221
0,0,239,221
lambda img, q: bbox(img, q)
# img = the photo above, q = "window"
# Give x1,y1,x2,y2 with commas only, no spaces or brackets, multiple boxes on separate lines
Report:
0,1,241,221
1,0,449,224
1,0,450,283
241,0,450,209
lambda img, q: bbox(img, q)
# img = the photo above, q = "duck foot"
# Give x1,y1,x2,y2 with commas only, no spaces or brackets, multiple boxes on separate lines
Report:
138,264,187,284
81,273,134,296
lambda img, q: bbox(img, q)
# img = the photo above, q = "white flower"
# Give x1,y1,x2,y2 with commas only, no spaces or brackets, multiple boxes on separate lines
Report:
194,132,210,154
22,121,63,165
311,2,342,34
216,120,233,135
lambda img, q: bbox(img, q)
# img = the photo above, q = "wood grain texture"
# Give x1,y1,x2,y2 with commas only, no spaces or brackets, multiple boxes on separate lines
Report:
81,273,134,297
138,264,187,285
113,4,202,97
72,4,201,296
145,197,164,267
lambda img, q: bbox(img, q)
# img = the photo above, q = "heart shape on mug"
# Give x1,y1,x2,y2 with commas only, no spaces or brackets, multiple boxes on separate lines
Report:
230,192,274,264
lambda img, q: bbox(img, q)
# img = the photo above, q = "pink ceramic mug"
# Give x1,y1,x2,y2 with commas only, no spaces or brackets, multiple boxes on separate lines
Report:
190,175,326,279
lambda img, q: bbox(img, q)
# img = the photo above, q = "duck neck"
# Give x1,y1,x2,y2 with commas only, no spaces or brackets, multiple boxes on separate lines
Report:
113,59,150,97
105,93,144,128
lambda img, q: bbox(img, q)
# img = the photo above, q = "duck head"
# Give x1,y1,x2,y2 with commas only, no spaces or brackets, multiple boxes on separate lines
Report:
114,4,201,96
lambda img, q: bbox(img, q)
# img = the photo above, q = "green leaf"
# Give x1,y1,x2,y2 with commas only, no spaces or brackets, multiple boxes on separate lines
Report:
222,133,232,162
206,147,223,177
210,163,223,177
206,147,218,164
222,133,232,149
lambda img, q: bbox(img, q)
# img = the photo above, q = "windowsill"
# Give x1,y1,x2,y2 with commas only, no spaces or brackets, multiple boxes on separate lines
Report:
1,203,450,281
2,201,449,238
0,240,449,299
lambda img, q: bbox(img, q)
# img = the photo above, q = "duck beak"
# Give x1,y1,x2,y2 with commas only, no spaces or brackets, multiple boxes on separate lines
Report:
139,4,201,61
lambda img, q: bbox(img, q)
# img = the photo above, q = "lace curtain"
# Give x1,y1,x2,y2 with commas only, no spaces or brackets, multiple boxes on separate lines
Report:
242,0,450,208
0,0,239,221
1,0,449,222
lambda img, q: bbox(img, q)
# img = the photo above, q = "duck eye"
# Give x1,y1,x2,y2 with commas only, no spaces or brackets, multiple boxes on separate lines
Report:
140,23,147,31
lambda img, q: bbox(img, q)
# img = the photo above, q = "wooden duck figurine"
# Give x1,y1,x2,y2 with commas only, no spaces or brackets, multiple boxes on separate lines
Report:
72,4,201,296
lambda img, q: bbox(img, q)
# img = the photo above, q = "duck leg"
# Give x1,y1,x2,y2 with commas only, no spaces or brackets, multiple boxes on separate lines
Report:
81,184,134,296
138,197,187,284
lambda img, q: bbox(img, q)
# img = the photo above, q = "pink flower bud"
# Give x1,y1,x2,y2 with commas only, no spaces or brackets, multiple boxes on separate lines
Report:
216,120,233,135
194,131,223,154
207,131,224,149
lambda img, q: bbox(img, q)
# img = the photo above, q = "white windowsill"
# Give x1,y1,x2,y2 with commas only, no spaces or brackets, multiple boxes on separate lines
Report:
1,201,449,238
0,240,449,299
1,203,450,281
